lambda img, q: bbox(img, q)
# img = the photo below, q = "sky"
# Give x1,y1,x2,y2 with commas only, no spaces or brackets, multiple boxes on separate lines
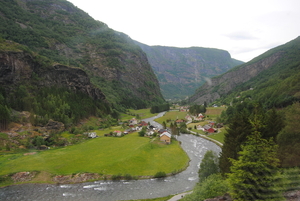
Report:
68,0,300,62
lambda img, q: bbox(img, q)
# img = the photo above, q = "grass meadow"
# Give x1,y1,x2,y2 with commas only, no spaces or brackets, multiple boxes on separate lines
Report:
155,110,188,126
0,133,189,177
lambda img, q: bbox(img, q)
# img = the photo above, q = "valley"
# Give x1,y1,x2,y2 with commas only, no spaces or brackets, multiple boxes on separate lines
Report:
0,0,300,200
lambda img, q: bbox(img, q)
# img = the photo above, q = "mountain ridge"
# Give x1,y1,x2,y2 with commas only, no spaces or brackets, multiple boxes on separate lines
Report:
188,36,300,107
0,0,164,111
135,41,243,100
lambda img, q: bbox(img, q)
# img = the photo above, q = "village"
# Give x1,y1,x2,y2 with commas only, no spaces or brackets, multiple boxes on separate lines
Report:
85,110,223,146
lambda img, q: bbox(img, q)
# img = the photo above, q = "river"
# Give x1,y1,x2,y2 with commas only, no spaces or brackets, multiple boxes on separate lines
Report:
0,112,221,201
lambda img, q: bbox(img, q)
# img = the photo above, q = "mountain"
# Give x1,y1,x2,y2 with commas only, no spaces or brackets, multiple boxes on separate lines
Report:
135,41,243,100
0,0,165,112
188,36,300,108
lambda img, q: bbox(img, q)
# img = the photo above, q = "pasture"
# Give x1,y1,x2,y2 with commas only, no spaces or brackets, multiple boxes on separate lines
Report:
0,133,189,178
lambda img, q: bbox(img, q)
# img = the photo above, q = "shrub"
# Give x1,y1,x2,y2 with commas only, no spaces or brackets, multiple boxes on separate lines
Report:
154,171,166,178
124,174,133,180
111,174,122,180
182,174,229,201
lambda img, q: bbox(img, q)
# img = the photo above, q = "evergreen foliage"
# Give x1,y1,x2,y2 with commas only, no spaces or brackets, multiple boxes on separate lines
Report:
7,86,110,127
277,102,300,167
189,104,206,116
211,36,300,109
150,103,170,113
227,116,283,200
0,0,165,112
219,101,284,174
198,150,219,181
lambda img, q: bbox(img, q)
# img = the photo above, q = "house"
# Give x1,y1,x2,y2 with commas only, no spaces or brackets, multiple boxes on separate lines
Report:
207,127,216,133
139,121,148,127
129,118,138,125
194,113,205,121
113,130,122,137
203,125,212,131
209,121,216,126
158,129,168,134
86,132,98,138
196,125,204,131
147,130,155,136
175,119,185,123
185,115,193,121
160,132,171,144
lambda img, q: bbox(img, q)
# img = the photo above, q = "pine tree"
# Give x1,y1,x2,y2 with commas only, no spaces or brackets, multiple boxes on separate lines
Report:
227,114,283,201
219,109,252,174
277,102,300,167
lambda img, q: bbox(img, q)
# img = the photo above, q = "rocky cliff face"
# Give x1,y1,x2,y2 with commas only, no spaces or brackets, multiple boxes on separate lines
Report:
0,0,164,108
135,41,243,100
188,51,283,104
0,50,105,100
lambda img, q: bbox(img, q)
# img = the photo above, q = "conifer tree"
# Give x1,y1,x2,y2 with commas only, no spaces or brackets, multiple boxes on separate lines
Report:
219,109,252,174
227,113,283,201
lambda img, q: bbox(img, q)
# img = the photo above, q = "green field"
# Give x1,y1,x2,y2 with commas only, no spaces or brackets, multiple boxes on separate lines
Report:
155,111,188,126
0,133,189,178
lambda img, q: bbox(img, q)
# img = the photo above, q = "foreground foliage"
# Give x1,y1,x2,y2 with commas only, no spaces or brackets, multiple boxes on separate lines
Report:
182,174,229,201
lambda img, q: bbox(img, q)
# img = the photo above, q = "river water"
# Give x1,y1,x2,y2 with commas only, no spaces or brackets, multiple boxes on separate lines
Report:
0,113,221,201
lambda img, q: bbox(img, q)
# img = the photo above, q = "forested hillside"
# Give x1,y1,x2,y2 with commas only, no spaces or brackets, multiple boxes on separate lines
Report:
188,36,300,108
136,41,243,100
0,0,165,113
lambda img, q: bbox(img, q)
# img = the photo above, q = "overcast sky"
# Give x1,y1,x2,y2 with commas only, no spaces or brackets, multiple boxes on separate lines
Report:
68,0,300,62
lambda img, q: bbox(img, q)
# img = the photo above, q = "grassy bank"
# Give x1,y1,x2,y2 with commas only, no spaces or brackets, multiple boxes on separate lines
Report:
0,133,189,183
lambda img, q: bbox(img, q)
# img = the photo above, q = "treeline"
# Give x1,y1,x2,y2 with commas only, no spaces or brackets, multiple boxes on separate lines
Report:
1,85,111,128
183,101,300,200
150,103,170,114
189,104,206,115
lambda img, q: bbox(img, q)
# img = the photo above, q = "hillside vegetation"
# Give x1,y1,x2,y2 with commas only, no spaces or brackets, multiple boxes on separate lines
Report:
0,0,165,113
189,36,300,108
136,41,243,100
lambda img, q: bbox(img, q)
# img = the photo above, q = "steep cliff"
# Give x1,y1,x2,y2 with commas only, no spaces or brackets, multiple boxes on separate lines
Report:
188,36,300,106
135,41,243,100
0,42,105,101
0,0,164,109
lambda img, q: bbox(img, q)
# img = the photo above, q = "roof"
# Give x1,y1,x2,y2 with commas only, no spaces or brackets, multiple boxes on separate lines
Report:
160,132,171,138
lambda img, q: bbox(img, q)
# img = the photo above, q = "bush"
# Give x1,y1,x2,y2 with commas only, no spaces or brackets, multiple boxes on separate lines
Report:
182,174,229,201
124,174,133,180
111,174,122,180
154,171,167,178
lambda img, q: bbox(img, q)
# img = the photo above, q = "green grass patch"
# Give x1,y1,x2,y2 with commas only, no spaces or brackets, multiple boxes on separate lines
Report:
128,108,158,119
0,133,189,177
155,111,188,126
207,129,226,144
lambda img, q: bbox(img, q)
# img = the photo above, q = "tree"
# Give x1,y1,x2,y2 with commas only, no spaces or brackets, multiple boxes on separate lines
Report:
277,102,300,167
138,127,146,137
219,109,252,174
227,115,283,201
198,150,219,181
182,174,228,201
162,121,166,129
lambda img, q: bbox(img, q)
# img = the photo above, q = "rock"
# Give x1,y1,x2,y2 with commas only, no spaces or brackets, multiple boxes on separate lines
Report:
11,172,36,182
45,119,65,132
53,173,100,184
284,190,300,201
188,51,283,104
